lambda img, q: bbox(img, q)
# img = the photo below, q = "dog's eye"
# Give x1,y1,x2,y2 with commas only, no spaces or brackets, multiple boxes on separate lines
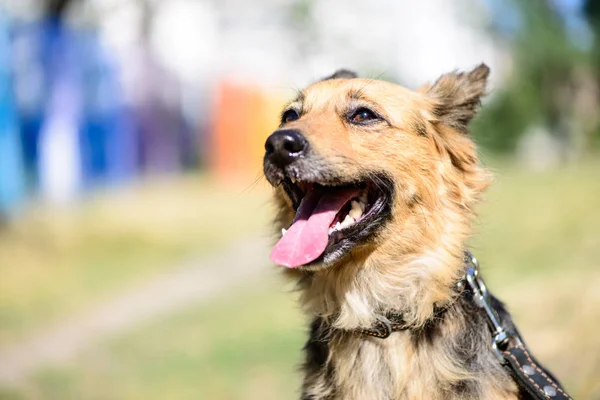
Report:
349,108,379,124
282,109,300,124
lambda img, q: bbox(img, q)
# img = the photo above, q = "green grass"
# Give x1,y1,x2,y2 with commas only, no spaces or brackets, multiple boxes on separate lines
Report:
5,283,305,400
0,174,274,348
1,159,600,399
471,158,600,284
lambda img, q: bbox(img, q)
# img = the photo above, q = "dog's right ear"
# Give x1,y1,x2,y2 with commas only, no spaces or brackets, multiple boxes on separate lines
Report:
321,69,358,81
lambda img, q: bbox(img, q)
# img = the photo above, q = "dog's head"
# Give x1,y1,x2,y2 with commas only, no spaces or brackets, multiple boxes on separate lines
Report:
264,65,491,270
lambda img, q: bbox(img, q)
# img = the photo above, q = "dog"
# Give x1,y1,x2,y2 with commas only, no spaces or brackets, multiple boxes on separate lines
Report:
262,65,567,400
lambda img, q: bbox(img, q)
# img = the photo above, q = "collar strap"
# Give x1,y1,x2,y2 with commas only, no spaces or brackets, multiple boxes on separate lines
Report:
354,312,409,339
355,276,467,339
463,251,573,399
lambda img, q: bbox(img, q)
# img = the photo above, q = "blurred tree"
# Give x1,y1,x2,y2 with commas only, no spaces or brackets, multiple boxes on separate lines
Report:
583,0,600,145
583,0,600,64
473,0,597,156
44,0,72,18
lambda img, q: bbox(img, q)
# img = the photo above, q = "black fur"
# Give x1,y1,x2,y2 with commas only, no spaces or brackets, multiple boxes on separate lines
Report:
303,318,330,372
301,318,335,400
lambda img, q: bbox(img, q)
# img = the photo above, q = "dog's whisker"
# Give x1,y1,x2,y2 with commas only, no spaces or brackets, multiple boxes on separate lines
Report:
239,170,267,195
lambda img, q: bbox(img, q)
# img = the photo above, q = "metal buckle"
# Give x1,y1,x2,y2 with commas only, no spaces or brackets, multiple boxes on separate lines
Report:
373,317,392,339
464,252,521,362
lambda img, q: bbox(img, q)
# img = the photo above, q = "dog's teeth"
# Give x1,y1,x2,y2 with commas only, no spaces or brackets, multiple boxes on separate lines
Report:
330,215,357,234
349,210,361,219
281,228,287,236
349,201,363,220
340,215,355,229
290,178,296,184
359,193,368,205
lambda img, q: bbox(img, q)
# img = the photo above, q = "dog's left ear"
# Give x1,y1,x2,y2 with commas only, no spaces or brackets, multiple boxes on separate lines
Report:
422,63,489,133
321,69,358,81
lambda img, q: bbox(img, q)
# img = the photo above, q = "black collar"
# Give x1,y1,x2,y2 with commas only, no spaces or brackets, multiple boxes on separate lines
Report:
353,251,472,339
354,289,465,338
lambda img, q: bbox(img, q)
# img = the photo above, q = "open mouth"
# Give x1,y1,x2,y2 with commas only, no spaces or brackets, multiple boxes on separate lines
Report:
270,174,393,268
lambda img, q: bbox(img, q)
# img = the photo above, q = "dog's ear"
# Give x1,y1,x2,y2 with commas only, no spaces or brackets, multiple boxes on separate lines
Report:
321,69,358,81
424,63,489,133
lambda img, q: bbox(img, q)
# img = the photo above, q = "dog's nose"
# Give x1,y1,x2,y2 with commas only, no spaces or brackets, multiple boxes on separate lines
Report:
264,129,308,168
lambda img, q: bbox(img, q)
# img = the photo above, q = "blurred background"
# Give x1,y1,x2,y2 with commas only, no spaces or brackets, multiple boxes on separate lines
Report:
0,0,598,398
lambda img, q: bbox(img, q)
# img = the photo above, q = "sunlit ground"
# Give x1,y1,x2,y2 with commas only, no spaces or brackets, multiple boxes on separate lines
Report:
0,158,599,399
0,174,273,347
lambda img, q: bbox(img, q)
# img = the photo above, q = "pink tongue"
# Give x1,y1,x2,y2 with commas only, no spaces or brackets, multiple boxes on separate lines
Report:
270,188,360,268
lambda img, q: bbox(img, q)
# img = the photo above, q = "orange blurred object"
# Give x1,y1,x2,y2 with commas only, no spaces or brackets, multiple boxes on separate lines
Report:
211,80,284,181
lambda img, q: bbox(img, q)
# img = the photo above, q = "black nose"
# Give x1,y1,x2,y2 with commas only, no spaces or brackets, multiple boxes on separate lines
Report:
264,129,308,168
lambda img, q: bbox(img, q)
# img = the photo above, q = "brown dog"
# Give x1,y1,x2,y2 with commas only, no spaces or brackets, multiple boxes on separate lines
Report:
262,66,563,400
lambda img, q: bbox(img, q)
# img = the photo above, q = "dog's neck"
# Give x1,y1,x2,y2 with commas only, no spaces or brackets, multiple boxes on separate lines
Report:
292,252,465,332
287,207,469,331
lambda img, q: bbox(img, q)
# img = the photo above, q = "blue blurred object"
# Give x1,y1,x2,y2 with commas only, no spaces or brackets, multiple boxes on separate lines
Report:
13,14,137,203
3,3,200,212
79,29,137,188
0,13,25,217
36,17,83,203
12,17,48,190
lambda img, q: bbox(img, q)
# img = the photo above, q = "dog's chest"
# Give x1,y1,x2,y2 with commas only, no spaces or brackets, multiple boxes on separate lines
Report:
328,332,468,400
327,333,413,400
308,332,517,400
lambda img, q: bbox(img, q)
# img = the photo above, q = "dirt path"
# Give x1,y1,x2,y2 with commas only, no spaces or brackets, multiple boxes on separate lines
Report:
0,236,273,386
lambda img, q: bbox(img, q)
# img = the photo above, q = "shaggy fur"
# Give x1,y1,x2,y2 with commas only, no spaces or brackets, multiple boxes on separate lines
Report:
264,65,525,399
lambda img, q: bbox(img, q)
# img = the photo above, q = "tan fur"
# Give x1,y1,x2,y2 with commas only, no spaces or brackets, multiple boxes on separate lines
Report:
269,65,519,399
